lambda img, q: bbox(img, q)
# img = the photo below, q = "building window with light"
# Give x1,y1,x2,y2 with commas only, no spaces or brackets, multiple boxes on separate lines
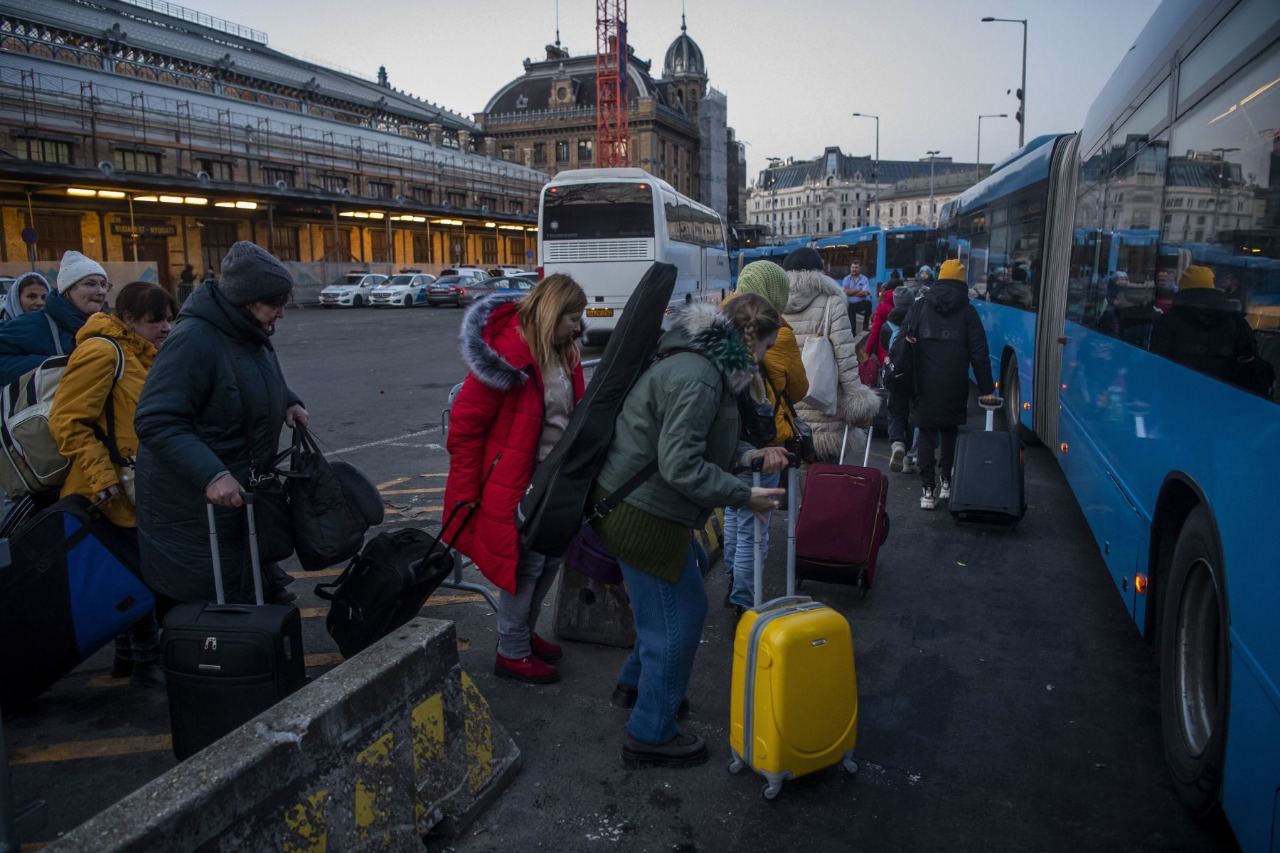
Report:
320,173,350,193
200,160,235,182
577,139,593,163
113,149,162,173
556,140,570,162
263,166,295,188
17,137,73,164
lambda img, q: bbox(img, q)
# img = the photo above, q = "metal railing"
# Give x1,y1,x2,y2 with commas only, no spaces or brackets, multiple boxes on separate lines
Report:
119,0,269,44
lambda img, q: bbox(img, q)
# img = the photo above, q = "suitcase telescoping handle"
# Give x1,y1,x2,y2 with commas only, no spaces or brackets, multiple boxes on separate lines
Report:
838,423,874,468
980,396,1005,433
206,493,265,607
750,451,799,609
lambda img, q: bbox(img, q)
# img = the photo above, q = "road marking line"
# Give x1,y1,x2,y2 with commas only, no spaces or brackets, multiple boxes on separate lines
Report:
10,735,172,765
299,594,483,622
376,476,413,489
327,427,441,456
288,568,343,579
379,487,444,495
306,653,343,667
419,473,447,478
87,674,128,689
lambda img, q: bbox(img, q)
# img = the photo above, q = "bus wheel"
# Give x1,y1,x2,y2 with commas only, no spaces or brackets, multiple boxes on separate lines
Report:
1159,505,1228,818
1001,357,1021,434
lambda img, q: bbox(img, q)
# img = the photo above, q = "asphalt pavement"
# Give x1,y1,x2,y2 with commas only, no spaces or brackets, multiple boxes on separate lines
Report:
4,304,1237,852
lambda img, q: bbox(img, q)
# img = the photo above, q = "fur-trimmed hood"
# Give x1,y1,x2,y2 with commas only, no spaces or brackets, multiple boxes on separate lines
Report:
784,269,845,314
458,292,530,392
660,302,757,394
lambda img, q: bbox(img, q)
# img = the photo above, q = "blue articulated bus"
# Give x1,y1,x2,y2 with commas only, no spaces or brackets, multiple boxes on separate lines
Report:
815,225,939,296
937,1,1279,848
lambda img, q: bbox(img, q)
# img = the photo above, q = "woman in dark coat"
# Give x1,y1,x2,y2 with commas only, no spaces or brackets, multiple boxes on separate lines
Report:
134,242,306,607
903,259,997,510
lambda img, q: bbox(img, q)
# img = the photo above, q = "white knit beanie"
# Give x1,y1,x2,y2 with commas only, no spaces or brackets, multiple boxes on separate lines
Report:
56,251,107,293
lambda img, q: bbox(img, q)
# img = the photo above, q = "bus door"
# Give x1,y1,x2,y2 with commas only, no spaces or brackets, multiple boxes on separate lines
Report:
1031,134,1081,451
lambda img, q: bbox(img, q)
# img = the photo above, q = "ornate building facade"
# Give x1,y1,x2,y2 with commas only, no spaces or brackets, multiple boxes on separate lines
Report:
475,17,732,219
745,147,986,241
0,0,547,290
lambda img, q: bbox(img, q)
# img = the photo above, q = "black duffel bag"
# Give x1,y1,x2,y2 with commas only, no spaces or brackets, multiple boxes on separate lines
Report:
283,424,369,571
315,499,480,658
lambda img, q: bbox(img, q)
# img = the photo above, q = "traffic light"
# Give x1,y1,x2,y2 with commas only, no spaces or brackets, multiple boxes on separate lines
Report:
1015,88,1024,129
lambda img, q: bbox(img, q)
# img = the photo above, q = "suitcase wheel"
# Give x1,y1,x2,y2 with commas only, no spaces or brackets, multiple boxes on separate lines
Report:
857,567,870,598
728,756,744,775
763,781,782,801
841,751,859,775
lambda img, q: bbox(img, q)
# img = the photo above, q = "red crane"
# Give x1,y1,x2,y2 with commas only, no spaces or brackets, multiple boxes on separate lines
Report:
595,0,628,168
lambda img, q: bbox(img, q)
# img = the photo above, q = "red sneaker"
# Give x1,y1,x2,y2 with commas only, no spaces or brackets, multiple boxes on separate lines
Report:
494,653,560,684
529,633,563,663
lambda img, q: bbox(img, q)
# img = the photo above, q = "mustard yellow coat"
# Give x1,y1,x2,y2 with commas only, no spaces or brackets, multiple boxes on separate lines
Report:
49,313,156,528
763,322,809,444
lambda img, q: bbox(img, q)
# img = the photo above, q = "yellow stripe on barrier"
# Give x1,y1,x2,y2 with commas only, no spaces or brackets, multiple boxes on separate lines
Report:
9,734,171,765
353,732,395,846
281,788,330,853
460,672,494,796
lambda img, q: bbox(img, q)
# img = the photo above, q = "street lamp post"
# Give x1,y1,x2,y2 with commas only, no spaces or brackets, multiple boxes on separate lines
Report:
982,16,1028,147
926,150,940,228
765,156,781,244
977,113,1008,179
852,112,880,226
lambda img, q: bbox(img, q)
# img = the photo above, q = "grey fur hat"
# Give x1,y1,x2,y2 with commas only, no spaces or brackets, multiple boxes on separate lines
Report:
218,241,293,306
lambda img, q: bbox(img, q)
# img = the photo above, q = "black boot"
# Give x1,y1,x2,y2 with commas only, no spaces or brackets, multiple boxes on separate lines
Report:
111,635,133,679
131,660,166,689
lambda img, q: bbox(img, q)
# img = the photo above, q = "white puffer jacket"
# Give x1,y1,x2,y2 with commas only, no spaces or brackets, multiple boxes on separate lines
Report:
783,269,882,461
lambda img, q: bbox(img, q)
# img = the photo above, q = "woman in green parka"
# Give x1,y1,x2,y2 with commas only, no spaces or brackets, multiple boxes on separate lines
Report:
592,292,789,770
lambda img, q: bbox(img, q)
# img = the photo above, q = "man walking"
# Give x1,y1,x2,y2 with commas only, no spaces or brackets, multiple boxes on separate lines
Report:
842,261,873,333
902,259,998,510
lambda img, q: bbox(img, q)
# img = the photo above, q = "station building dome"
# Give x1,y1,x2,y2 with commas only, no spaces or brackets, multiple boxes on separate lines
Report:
662,19,705,78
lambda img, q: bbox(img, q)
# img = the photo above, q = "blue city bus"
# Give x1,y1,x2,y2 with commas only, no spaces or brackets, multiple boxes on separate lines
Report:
936,1,1279,847
815,225,938,297
729,239,810,286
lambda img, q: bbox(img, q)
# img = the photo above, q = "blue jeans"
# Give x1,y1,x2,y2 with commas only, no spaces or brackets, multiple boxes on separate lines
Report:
495,549,562,659
722,470,778,608
617,546,708,744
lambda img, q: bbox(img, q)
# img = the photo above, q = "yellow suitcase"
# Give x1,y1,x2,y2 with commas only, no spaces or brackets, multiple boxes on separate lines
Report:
728,462,859,799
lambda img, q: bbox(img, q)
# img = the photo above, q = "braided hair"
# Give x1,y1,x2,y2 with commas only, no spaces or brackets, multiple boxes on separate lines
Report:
721,292,781,366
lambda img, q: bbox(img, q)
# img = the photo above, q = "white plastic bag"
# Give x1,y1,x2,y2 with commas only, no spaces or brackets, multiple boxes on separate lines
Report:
800,299,839,415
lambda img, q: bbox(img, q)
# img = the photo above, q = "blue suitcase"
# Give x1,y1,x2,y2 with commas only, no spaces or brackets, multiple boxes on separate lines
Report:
0,495,154,710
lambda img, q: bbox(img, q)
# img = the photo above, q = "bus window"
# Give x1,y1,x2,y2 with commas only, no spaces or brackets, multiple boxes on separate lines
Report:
664,191,680,242
1153,43,1279,400
541,183,656,240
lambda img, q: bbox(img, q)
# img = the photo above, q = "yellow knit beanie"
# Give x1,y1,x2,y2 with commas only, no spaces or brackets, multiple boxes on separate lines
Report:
1179,265,1214,290
939,259,966,282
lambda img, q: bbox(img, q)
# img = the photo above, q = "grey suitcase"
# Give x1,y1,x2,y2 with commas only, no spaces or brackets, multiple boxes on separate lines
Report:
949,400,1025,527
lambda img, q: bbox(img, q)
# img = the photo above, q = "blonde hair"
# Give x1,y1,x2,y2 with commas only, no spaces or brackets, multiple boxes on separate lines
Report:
517,273,588,371
721,291,781,366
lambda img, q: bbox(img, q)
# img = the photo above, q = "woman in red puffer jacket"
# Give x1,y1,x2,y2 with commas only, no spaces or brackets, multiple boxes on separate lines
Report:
443,274,587,684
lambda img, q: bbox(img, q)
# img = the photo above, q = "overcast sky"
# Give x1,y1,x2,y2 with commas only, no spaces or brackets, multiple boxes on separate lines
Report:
180,0,1163,182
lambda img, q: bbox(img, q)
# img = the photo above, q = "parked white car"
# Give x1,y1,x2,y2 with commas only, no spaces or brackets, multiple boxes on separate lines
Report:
488,267,528,277
442,267,490,283
369,272,436,308
320,272,388,308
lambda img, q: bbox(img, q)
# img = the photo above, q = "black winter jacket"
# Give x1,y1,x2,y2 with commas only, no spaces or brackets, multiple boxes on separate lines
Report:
134,282,300,604
1150,288,1256,386
904,280,996,428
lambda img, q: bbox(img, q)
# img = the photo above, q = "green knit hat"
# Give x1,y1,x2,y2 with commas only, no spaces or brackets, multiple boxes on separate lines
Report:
735,261,790,314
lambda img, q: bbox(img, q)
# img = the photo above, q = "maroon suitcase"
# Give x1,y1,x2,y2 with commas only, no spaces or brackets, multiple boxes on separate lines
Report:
794,425,889,596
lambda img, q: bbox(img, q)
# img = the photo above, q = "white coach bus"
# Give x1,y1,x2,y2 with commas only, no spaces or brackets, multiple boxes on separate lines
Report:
537,168,732,346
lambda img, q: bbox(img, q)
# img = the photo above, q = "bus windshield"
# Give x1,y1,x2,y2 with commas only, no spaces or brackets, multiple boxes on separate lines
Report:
541,183,656,241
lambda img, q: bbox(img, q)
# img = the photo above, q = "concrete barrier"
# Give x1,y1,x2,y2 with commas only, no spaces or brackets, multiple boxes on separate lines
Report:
47,618,519,852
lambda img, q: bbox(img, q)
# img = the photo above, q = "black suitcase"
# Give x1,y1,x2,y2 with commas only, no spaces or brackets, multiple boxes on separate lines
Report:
162,496,306,760
949,399,1025,526
1,496,154,711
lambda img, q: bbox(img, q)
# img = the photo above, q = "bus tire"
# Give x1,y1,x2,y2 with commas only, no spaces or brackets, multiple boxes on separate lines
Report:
1000,356,1038,444
1159,505,1228,818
